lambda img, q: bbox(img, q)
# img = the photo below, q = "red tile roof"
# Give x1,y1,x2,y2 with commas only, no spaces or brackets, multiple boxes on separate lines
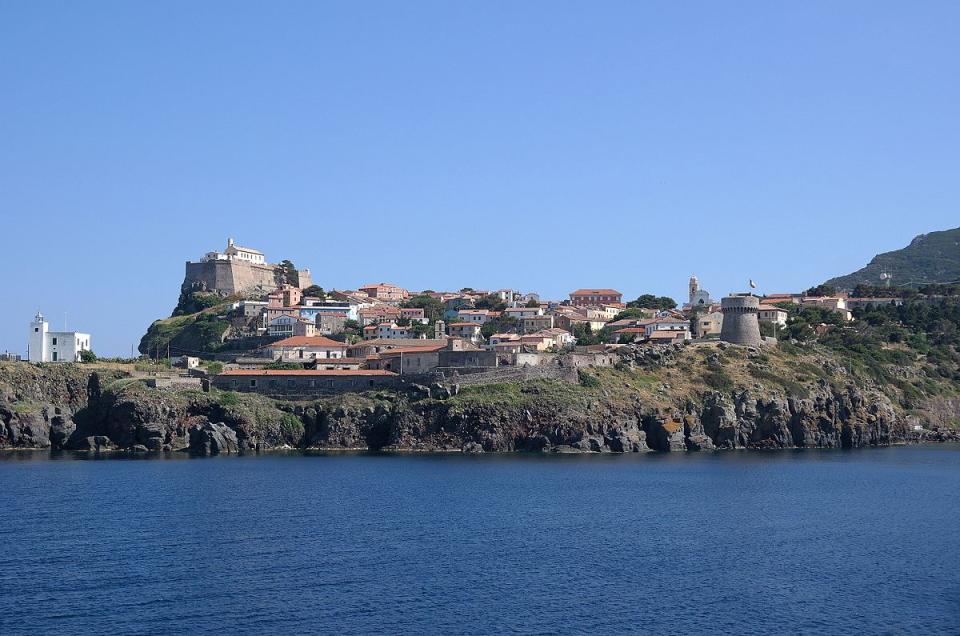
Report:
219,369,396,376
570,289,622,296
379,345,446,356
266,336,348,348
648,331,686,339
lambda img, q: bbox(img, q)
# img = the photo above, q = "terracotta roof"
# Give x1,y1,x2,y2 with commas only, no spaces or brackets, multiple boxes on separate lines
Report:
379,345,446,356
448,322,480,327
267,336,348,348
219,369,396,376
348,338,446,349
570,289,622,296
648,331,686,339
613,328,647,334
757,305,788,312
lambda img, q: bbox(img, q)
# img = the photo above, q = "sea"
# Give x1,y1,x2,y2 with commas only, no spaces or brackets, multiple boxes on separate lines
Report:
0,445,958,635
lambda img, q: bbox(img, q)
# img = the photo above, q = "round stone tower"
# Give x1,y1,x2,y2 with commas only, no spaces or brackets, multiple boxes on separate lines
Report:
720,294,762,346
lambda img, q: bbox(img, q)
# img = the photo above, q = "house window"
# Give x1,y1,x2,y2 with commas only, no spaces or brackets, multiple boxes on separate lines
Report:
52,337,57,345
250,379,257,388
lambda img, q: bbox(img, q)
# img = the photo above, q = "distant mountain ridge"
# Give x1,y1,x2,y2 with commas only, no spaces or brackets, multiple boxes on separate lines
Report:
825,226,960,290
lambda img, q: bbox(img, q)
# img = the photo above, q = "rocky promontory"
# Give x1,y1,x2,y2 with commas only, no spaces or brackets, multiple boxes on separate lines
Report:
2,342,958,455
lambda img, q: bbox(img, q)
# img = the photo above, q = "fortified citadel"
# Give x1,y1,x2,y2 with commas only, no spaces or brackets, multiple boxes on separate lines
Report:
182,238,312,297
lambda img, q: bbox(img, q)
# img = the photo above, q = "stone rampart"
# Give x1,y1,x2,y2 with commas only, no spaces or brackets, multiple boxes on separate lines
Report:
183,260,279,296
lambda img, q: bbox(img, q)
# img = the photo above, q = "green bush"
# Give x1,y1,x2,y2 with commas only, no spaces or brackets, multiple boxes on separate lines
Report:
577,370,601,388
279,412,305,443
216,391,240,407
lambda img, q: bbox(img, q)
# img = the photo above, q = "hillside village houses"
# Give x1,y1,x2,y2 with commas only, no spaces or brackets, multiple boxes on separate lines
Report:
22,238,878,376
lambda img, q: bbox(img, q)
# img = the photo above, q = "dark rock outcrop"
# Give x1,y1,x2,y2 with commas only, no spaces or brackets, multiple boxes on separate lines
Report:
188,422,239,455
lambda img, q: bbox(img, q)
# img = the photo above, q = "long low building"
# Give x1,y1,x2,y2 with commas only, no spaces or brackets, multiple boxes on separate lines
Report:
213,369,401,395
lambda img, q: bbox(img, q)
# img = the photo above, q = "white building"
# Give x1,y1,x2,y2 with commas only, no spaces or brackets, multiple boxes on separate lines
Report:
644,318,691,337
457,309,493,324
686,274,714,308
28,313,92,363
504,307,543,320
757,305,789,327
267,315,316,338
202,238,266,265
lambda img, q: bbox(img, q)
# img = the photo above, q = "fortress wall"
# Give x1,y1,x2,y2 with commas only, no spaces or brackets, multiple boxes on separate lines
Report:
183,260,279,296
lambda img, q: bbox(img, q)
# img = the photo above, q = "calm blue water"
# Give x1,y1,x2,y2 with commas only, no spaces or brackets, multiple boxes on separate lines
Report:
0,446,958,635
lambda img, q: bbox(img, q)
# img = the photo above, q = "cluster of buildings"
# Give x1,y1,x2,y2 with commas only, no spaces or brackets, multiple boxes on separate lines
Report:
20,239,902,370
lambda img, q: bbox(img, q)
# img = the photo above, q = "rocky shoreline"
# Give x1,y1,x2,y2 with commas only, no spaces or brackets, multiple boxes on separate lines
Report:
2,353,959,456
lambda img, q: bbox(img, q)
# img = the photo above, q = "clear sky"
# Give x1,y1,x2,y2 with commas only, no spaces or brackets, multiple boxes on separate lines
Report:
2,1,958,356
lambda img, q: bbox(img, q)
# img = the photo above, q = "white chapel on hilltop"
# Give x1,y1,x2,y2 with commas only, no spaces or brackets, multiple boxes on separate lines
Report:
201,237,266,265
28,312,92,363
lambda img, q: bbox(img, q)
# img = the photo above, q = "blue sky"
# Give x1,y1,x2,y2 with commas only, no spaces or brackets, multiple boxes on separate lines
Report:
1,1,958,356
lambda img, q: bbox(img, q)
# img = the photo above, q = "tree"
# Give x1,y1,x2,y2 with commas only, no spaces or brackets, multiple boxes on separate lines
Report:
401,294,446,322
627,294,677,310
572,322,600,345
613,307,652,321
804,284,836,297
474,294,507,312
412,322,435,338
525,299,541,308
79,350,97,363
481,316,519,339
759,321,776,338
302,285,326,299
277,260,299,287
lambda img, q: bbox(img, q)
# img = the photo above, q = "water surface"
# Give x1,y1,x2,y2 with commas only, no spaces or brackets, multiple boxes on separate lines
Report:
1,446,958,634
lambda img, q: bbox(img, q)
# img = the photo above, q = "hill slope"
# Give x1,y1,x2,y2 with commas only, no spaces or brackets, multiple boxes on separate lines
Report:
826,227,960,290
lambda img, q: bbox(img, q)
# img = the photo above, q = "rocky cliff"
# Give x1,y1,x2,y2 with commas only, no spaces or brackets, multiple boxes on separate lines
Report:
2,344,957,455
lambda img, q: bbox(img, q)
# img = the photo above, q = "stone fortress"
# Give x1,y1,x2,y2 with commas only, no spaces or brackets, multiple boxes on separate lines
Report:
719,294,762,346
183,238,313,296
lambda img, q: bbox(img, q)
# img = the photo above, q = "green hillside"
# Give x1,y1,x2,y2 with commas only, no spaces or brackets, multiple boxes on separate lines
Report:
826,227,960,290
